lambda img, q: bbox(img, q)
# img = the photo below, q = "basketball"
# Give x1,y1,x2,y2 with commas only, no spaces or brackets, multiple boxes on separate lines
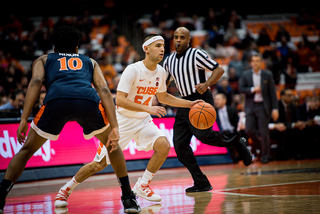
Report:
189,101,216,130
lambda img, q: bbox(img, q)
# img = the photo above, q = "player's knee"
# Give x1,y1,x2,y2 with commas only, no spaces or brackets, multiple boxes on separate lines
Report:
163,140,171,153
19,146,36,160
154,137,170,154
90,161,108,173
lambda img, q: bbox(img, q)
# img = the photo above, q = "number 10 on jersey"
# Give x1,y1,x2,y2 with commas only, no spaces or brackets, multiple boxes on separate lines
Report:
58,57,83,71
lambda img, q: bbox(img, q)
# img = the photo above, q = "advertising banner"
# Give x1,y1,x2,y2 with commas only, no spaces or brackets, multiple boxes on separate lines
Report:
0,118,226,170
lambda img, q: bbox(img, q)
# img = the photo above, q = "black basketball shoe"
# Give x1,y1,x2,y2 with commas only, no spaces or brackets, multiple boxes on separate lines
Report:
121,191,141,213
235,137,252,166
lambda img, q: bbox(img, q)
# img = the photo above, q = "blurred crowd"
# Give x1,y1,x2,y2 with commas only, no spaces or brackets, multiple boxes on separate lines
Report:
145,6,320,160
0,11,141,116
143,6,320,83
1,6,320,161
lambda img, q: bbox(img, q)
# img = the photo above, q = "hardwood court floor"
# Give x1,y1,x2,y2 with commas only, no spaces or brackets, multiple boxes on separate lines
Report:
3,159,320,214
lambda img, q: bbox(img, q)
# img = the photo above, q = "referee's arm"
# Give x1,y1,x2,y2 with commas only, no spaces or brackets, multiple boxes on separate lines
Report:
195,65,224,94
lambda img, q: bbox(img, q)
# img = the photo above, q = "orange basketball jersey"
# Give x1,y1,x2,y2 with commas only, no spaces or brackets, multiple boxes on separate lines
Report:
116,61,167,118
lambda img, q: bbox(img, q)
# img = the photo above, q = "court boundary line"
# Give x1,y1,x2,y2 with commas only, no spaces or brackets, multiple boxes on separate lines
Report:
213,179,320,197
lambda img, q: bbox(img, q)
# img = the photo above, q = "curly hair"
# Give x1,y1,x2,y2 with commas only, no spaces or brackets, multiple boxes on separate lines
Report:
49,26,83,53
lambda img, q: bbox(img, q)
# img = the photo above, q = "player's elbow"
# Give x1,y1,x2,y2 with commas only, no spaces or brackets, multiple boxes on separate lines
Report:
97,85,110,95
97,86,113,100
30,77,43,86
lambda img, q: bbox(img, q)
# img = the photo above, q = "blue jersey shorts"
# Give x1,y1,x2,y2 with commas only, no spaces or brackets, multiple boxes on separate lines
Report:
31,98,109,141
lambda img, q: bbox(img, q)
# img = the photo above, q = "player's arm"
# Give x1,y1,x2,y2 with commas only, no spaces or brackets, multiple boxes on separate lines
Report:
116,91,166,118
91,59,118,130
156,92,201,108
21,56,46,120
17,55,46,143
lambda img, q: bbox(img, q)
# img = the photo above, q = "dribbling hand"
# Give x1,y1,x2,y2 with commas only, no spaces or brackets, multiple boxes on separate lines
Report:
189,100,204,108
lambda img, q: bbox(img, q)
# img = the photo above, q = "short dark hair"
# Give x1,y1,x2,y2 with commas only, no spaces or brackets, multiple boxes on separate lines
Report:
10,89,25,100
250,52,263,61
280,88,291,96
143,34,160,43
49,26,83,53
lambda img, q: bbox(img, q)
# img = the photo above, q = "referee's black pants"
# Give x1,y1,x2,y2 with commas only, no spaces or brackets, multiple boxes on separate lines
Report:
173,90,241,186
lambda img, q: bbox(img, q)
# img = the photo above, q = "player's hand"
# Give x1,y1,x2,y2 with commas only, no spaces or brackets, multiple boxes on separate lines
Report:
17,119,28,145
189,100,204,108
195,82,209,95
106,127,119,153
147,106,166,118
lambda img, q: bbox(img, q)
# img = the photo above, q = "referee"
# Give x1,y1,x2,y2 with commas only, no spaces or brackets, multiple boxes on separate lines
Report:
164,27,252,192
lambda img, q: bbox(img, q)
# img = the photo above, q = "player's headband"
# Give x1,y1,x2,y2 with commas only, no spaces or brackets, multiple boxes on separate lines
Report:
142,36,164,52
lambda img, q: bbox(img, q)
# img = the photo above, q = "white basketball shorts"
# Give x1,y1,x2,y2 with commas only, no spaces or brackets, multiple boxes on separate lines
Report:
93,111,165,164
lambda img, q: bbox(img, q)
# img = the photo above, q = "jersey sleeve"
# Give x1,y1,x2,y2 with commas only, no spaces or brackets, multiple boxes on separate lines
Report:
117,65,136,94
195,49,219,71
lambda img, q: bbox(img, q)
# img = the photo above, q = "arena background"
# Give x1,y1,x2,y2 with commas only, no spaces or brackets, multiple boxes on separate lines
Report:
1,1,319,182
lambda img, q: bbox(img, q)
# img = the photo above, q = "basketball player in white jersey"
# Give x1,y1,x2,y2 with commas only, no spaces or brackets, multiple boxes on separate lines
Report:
54,34,201,208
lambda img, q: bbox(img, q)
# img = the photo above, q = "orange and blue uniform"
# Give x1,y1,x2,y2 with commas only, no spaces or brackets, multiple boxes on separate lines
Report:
31,53,109,141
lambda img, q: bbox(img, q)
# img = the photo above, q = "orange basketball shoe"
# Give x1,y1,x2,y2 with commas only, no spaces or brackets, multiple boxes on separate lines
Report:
54,186,72,207
132,178,161,202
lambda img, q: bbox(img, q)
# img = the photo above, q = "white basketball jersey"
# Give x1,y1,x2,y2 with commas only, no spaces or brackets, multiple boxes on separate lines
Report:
116,61,167,118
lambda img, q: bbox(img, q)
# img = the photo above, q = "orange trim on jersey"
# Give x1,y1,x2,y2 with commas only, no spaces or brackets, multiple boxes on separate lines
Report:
34,105,46,126
98,102,109,126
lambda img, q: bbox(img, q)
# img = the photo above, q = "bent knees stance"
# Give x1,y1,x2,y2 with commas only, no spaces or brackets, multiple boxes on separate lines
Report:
17,146,37,161
90,160,108,173
153,137,170,155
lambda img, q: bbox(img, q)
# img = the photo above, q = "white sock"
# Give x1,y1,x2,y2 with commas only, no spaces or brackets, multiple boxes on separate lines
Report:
140,169,155,185
63,176,79,191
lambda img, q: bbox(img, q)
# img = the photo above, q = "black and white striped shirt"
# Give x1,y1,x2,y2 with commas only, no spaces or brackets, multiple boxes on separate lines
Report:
163,47,219,97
